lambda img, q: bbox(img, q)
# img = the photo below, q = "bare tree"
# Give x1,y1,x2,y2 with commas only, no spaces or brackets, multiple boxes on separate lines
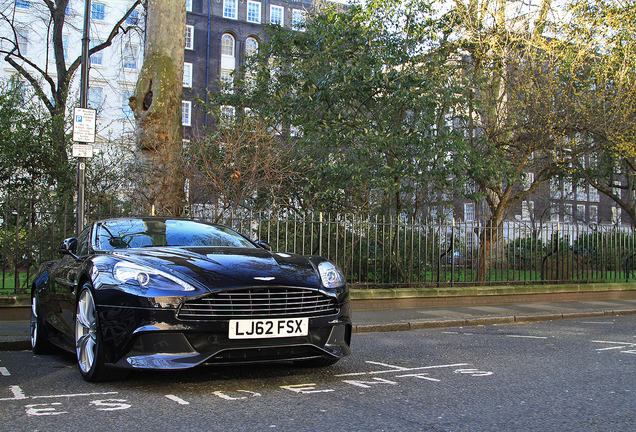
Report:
0,0,142,195
183,119,303,222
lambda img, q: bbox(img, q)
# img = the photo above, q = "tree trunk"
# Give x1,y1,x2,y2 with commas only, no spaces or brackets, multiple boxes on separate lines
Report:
130,0,186,215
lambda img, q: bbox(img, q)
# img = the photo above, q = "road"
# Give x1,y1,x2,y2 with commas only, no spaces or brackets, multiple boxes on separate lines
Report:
1,315,635,431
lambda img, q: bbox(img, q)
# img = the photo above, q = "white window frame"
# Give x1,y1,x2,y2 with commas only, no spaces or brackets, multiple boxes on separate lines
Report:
550,206,560,222
220,105,235,127
564,204,573,223
123,44,138,70
126,10,140,25
464,203,475,222
521,201,534,221
576,204,586,221
186,0,192,12
185,25,194,50
223,0,238,19
182,100,192,126
221,34,235,57
183,62,193,88
122,91,134,119
17,30,28,56
589,187,600,202
88,87,104,116
247,1,261,23
270,5,283,25
220,69,234,93
589,205,598,223
292,9,306,31
91,3,106,21
245,37,258,57
90,40,103,66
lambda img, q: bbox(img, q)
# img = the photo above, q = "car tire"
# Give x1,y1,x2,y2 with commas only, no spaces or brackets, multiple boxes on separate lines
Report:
30,291,53,354
75,283,127,382
293,357,340,367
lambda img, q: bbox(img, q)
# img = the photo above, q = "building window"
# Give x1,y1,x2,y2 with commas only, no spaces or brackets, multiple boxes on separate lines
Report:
292,9,306,31
186,0,192,12
270,5,283,25
122,91,134,119
91,3,105,21
564,204,573,223
576,204,586,221
17,30,28,56
522,172,534,190
183,62,193,88
126,10,139,25
563,180,573,200
223,0,237,19
464,203,475,222
576,185,587,201
550,206,560,222
88,88,103,116
182,101,192,126
589,187,600,202
245,37,259,57
15,0,30,10
185,25,194,50
220,69,233,93
220,105,235,127
247,1,261,23
123,45,137,69
221,34,235,57
521,201,534,221
90,40,103,66
612,207,621,224
590,205,598,223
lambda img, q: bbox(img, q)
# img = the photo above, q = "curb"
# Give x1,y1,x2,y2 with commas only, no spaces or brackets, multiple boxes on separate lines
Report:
352,308,636,334
0,336,30,351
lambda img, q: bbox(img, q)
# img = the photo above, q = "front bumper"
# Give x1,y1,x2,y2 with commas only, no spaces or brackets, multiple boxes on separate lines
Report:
98,304,352,370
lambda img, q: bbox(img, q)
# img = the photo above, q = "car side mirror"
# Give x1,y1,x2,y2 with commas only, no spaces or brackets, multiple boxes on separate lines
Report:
59,238,79,256
256,240,271,251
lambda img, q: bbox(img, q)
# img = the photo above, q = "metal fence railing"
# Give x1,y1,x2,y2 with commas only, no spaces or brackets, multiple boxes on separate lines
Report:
2,201,636,293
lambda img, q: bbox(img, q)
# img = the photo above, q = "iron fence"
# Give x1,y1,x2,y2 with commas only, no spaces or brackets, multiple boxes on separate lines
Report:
2,200,635,293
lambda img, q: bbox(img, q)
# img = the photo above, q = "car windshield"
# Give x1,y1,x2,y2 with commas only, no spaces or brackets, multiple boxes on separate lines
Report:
94,219,257,251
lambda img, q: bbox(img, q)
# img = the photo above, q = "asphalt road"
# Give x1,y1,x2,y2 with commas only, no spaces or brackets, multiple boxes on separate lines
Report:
1,315,635,431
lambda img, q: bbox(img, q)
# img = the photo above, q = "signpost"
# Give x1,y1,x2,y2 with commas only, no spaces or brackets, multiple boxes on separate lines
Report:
75,0,92,236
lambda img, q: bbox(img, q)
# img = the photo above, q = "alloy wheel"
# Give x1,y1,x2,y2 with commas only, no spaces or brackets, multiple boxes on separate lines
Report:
75,288,98,374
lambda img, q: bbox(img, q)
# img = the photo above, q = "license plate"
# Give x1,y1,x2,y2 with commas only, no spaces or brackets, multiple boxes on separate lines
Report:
229,318,309,339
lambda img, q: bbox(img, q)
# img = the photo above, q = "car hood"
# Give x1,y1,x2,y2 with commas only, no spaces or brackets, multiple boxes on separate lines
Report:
110,247,322,291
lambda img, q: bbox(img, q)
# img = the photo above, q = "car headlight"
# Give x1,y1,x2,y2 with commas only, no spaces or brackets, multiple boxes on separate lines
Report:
318,261,345,289
113,261,195,291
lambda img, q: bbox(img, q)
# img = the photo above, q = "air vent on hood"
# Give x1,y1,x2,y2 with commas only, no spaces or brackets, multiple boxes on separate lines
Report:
177,287,339,320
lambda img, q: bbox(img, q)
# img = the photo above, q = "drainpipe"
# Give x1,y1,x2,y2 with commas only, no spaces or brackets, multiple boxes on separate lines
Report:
205,0,211,127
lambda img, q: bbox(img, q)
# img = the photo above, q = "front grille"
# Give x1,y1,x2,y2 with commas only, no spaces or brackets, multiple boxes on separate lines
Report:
177,287,339,320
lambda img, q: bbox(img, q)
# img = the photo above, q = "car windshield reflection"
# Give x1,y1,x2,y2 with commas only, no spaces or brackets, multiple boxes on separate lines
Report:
94,219,257,251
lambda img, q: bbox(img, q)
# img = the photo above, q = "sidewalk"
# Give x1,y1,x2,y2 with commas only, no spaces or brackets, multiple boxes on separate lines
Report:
3,298,636,351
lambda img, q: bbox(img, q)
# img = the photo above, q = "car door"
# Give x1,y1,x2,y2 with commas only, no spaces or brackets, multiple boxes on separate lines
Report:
50,225,92,350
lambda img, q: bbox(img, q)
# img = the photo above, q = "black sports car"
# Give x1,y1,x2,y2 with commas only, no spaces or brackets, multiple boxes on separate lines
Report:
31,218,352,381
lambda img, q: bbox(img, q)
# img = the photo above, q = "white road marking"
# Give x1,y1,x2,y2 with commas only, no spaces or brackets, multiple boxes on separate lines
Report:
396,373,441,382
0,367,9,376
0,386,117,402
165,395,190,405
281,384,334,394
335,362,469,377
506,335,548,339
25,403,67,416
342,378,398,388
